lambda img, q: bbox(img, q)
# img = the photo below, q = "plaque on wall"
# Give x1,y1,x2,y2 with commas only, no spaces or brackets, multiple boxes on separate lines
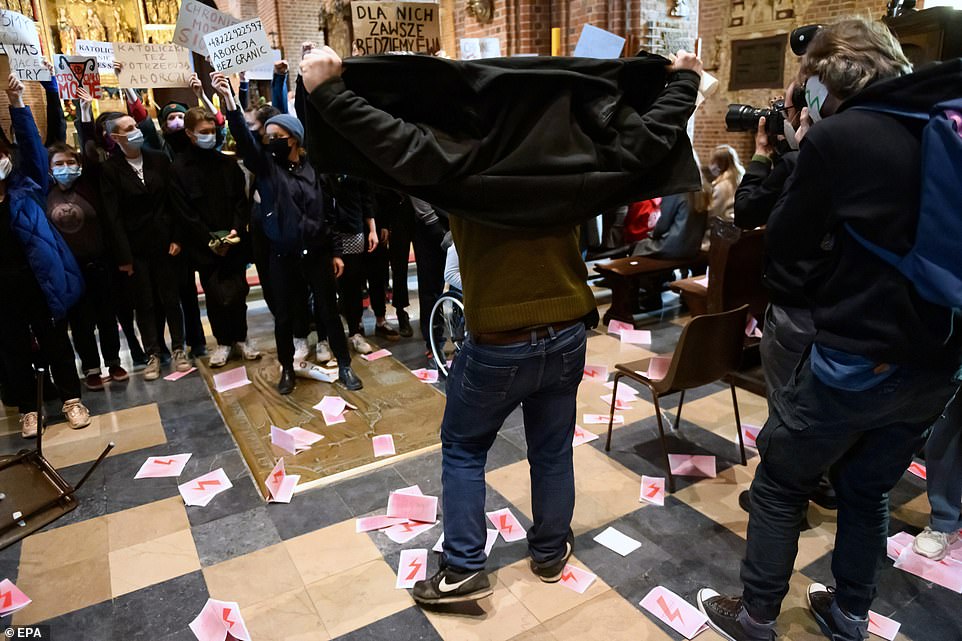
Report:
729,35,785,90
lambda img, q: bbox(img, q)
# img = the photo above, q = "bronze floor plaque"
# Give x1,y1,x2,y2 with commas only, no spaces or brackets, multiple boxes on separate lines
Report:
196,350,446,498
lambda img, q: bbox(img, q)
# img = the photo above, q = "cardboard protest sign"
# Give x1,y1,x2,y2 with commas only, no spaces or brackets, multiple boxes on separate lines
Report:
352,2,441,55
204,18,273,75
173,0,240,56
75,40,114,75
55,55,102,100
114,42,193,88
0,10,49,82
245,48,282,80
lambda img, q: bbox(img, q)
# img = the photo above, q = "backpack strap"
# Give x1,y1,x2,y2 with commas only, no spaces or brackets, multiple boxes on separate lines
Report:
844,222,903,270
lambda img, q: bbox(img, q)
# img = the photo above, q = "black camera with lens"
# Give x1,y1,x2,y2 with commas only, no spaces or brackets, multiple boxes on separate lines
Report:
725,99,786,136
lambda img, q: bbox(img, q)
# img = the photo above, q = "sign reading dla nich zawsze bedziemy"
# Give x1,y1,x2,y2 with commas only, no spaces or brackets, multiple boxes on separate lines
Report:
204,18,273,75
351,2,440,55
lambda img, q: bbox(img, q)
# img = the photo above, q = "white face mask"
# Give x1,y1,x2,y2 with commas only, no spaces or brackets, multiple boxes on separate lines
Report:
194,133,216,150
805,76,831,123
783,119,799,150
0,156,12,180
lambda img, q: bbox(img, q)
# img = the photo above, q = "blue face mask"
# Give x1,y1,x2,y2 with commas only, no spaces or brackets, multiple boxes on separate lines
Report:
52,165,82,187
193,133,217,150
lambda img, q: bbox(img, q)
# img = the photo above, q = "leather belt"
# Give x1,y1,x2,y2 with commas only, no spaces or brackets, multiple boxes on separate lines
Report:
472,321,579,346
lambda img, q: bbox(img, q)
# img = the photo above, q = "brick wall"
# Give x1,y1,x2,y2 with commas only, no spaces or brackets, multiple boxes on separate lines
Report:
693,0,883,165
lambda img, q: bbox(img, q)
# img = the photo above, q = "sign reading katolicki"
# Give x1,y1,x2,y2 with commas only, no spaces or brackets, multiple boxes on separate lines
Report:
351,2,440,55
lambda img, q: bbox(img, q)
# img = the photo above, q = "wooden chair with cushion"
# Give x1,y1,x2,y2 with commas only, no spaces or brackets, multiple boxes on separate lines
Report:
604,305,750,492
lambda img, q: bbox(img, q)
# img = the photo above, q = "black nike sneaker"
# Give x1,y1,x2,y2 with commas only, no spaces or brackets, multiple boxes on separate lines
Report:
412,567,493,605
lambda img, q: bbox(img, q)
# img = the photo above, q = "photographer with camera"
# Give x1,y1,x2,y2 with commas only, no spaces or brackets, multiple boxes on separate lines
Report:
696,18,962,641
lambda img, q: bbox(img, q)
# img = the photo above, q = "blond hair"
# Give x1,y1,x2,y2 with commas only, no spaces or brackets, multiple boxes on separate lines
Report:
799,18,911,100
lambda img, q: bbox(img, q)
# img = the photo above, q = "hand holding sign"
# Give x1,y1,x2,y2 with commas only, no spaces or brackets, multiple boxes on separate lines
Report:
300,46,343,93
55,55,102,100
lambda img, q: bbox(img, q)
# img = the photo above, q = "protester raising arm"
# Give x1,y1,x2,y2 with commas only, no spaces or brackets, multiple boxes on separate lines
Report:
212,72,267,177
273,60,289,114
6,74,48,192
39,60,66,146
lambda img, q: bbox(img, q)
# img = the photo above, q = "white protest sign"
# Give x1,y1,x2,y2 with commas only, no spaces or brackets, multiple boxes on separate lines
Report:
244,48,282,80
352,2,441,55
114,42,193,88
75,40,115,75
173,0,240,56
0,9,39,46
0,10,49,81
573,24,626,59
204,18,273,75
54,55,102,100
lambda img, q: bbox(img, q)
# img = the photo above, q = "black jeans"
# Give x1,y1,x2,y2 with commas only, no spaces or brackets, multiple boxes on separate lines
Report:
388,213,414,311
132,252,185,356
742,353,958,621
154,256,205,354
68,259,121,372
113,270,147,362
0,267,81,410
412,222,446,349
197,257,250,346
365,244,389,319
338,252,367,334
271,249,350,369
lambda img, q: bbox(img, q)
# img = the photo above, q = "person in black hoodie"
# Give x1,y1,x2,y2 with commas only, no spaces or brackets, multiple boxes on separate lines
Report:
170,107,259,368
697,19,962,641
100,115,191,381
212,72,362,394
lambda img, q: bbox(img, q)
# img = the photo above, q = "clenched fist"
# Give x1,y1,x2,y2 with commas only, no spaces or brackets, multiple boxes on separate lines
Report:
300,46,343,94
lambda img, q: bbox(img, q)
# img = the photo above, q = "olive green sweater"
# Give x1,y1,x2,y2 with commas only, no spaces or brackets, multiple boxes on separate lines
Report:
450,217,596,334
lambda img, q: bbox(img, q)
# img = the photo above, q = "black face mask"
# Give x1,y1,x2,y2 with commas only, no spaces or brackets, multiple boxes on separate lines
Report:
268,138,291,162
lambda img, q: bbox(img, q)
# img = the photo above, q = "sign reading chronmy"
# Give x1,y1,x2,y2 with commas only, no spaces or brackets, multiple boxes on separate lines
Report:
352,1,441,55
204,18,272,75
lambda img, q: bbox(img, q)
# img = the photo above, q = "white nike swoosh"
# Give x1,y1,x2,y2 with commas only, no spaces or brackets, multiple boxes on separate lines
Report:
438,573,479,593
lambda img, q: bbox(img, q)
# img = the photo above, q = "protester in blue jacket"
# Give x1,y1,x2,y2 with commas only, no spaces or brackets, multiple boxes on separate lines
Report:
0,74,91,438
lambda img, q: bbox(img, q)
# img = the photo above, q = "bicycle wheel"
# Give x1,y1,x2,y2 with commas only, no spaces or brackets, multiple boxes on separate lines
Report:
429,292,465,376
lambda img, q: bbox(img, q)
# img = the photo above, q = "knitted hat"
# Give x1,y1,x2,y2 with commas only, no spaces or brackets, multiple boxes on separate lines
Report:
264,114,304,146
160,102,189,123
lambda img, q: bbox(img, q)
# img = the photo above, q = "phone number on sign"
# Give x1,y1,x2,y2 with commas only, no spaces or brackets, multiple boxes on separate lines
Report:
206,23,261,48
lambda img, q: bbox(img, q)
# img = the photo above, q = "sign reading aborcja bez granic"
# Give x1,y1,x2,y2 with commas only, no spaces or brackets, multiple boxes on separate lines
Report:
351,2,441,55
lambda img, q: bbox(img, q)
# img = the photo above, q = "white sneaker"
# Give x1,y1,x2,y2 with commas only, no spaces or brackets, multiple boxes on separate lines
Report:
172,349,192,372
913,526,959,561
293,337,310,362
315,340,333,363
209,344,231,368
349,333,373,355
143,355,162,381
62,399,92,430
20,411,39,438
235,340,261,361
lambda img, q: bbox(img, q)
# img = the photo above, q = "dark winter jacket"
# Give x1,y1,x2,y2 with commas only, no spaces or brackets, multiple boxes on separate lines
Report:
765,58,962,369
170,144,249,266
99,149,175,265
226,107,336,255
304,54,701,228
5,105,83,319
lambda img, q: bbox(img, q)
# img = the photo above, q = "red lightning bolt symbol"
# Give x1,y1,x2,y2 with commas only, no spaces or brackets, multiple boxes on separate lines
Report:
744,429,757,443
193,479,221,492
272,468,284,483
222,607,235,628
560,570,576,583
657,595,684,623
0,590,11,609
399,522,416,533
646,483,661,498
499,514,513,534
153,458,176,465
405,558,423,580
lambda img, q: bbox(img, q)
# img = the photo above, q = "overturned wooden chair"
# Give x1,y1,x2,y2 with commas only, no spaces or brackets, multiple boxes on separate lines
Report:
0,369,113,551
605,305,750,492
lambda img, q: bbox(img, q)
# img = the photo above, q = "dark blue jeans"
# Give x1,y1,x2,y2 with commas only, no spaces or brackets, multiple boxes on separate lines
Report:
440,322,586,571
741,353,958,622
